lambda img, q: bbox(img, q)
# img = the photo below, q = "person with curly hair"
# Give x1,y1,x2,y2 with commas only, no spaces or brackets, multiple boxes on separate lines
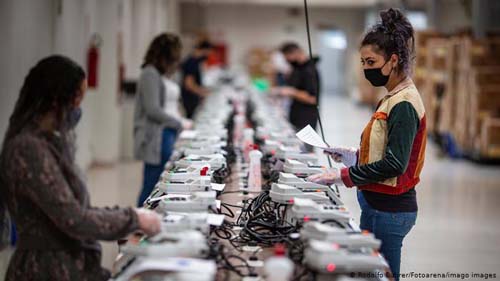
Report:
308,8,424,280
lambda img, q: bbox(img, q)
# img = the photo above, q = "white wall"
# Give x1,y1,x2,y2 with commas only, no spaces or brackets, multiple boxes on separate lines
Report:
120,0,180,160
0,0,102,169
53,0,94,169
125,0,180,80
182,3,366,95
166,0,181,33
0,0,54,148
89,0,122,164
0,0,178,168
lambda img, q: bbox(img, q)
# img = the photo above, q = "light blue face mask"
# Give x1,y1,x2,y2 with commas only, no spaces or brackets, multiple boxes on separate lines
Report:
66,107,82,129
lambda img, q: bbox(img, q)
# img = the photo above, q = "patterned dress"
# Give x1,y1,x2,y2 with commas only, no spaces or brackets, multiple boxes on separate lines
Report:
0,128,139,281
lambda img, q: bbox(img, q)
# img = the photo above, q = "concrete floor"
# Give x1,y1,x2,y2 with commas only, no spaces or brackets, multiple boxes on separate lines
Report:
1,95,500,280
317,95,500,279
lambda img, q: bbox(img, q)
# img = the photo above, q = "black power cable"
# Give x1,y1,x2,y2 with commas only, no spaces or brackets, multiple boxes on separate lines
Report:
303,0,341,195
303,0,331,167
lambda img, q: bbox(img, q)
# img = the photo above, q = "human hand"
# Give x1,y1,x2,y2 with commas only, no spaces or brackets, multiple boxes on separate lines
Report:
182,119,193,130
135,208,162,236
323,146,358,167
200,88,210,98
306,168,343,186
270,87,281,96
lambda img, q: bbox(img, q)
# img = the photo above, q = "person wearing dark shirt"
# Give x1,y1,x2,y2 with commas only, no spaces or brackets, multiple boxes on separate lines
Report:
276,42,320,152
307,9,424,281
180,41,212,119
0,55,161,281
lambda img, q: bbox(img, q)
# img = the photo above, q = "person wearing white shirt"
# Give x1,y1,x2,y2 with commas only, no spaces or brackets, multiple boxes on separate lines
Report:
162,76,192,130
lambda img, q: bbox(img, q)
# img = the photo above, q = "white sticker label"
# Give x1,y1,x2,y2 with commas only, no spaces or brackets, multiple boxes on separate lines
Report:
163,214,184,222
210,183,226,191
246,260,264,268
206,214,225,226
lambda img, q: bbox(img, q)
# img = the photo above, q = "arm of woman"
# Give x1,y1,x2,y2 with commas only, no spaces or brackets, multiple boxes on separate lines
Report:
11,135,140,241
184,75,208,97
341,101,419,186
290,90,317,105
140,68,182,130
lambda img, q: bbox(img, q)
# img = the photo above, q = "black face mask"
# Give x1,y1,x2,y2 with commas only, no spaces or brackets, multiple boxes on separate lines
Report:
364,59,393,87
287,60,300,68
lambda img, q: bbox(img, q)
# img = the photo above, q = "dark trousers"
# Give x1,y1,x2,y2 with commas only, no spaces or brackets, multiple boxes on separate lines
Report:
357,191,417,281
182,95,200,119
137,129,177,206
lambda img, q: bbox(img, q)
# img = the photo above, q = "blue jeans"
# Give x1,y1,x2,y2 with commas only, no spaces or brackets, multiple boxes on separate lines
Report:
357,191,417,281
137,129,177,206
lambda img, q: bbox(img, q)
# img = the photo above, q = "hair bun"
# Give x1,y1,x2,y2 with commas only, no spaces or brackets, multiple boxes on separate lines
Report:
361,8,415,75
380,8,413,41
380,8,404,32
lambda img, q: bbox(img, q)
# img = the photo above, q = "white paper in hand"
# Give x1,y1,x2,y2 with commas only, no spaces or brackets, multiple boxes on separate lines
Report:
296,125,329,149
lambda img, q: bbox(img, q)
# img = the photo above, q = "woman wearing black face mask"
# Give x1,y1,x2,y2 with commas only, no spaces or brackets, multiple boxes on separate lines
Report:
0,55,161,281
307,8,424,280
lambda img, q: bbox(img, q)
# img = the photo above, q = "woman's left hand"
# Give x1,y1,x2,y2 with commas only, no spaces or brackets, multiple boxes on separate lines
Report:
323,146,358,167
306,168,343,186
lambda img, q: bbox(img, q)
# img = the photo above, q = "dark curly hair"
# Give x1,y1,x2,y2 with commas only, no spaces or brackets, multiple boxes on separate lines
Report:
361,8,415,75
4,55,85,142
142,33,182,74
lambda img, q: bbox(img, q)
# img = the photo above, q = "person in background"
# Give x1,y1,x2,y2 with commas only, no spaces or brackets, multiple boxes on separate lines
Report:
270,49,291,86
307,8,423,281
0,55,161,281
275,42,320,152
134,33,186,206
162,74,192,131
180,41,213,119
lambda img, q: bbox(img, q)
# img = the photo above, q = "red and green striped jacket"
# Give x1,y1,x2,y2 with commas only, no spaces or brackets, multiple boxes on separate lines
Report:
341,78,426,195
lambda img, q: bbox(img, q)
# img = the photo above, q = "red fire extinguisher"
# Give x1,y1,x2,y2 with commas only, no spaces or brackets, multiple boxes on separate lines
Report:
87,33,102,89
